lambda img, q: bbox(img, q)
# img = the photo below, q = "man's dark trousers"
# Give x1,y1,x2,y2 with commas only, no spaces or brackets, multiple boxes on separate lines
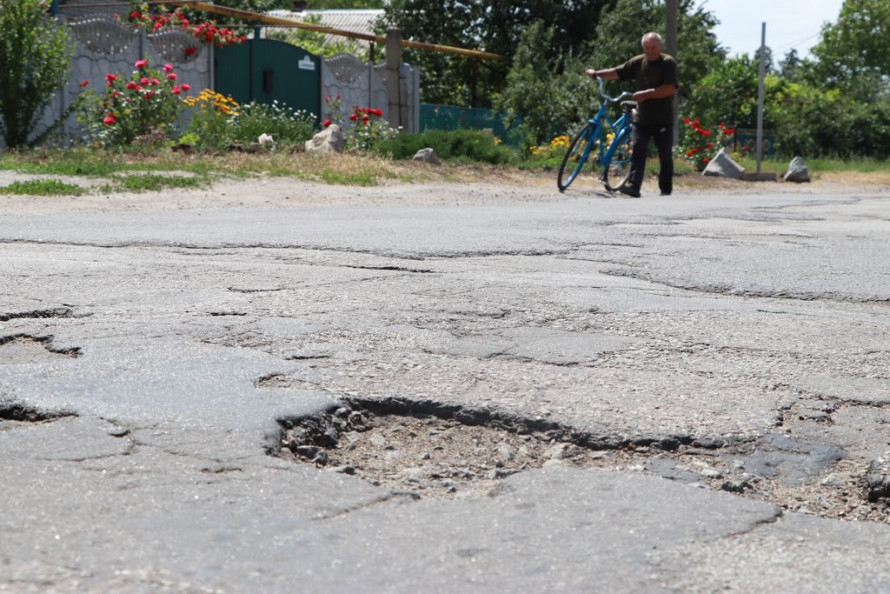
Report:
627,123,674,195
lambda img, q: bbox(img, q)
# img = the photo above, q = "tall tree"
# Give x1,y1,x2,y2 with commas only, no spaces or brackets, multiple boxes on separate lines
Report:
380,0,616,106
0,0,74,148
810,0,890,87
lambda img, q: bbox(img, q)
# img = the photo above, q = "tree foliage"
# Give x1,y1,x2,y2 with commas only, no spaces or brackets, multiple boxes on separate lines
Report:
0,0,74,148
380,0,616,106
492,22,598,147
810,0,890,89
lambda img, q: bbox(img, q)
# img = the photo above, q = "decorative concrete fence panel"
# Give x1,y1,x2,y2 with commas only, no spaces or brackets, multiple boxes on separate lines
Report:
321,53,420,133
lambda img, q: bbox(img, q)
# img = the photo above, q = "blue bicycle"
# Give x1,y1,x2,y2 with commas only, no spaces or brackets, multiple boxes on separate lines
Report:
557,78,637,193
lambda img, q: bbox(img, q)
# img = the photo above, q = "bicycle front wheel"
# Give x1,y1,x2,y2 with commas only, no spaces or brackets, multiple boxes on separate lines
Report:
601,126,634,191
557,123,597,193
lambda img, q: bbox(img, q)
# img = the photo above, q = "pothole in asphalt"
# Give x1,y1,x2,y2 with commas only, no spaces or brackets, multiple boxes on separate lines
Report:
0,334,81,364
277,397,705,500
277,397,890,521
0,402,74,423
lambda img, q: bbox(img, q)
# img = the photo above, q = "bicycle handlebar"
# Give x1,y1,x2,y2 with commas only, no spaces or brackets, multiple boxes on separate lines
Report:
595,77,633,104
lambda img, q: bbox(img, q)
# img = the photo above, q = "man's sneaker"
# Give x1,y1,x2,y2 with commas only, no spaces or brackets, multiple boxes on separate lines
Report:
618,185,641,198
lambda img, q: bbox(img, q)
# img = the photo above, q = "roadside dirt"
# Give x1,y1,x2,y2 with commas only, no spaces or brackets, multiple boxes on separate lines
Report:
1,164,887,215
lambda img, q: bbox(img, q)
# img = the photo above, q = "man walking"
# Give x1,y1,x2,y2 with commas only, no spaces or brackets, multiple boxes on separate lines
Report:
586,32,678,197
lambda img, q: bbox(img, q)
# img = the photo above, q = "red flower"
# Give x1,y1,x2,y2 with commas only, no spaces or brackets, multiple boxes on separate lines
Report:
184,46,198,56
372,108,383,117
361,114,370,124
181,83,191,92
105,73,118,82
126,81,138,90
167,73,178,81
78,80,89,87
172,86,181,95
163,63,174,73
135,59,148,69
323,119,332,127
349,113,358,121
103,115,116,125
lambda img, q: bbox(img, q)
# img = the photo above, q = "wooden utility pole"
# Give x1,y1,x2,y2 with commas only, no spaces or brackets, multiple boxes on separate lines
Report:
386,28,404,130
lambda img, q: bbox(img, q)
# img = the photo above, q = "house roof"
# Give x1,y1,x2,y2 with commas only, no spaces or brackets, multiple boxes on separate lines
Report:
267,9,385,44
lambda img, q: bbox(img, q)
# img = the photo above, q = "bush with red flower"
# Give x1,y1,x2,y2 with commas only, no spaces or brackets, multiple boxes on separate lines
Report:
322,100,397,151
675,118,741,171
116,4,245,58
77,59,189,147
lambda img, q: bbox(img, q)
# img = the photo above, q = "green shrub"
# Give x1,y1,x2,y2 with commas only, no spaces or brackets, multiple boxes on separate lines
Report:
0,0,75,148
78,59,187,147
373,129,518,165
180,91,317,150
227,100,317,147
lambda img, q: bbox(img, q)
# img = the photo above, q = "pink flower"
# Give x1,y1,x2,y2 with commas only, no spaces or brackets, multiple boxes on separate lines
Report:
166,73,177,81
105,73,118,82
172,86,181,95
140,77,149,85
163,63,174,73
149,78,160,86
103,115,116,125
135,59,148,68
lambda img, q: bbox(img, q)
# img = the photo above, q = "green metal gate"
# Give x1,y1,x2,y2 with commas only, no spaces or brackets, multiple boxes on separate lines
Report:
215,39,321,121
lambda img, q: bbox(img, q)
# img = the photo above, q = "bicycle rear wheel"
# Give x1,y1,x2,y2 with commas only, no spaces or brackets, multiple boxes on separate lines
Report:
557,123,597,192
601,126,634,191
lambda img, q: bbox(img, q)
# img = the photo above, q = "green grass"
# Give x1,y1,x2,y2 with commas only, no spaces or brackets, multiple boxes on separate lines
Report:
101,174,205,193
0,179,85,196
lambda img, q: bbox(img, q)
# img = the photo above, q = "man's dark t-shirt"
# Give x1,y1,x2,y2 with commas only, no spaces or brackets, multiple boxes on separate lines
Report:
615,53,678,126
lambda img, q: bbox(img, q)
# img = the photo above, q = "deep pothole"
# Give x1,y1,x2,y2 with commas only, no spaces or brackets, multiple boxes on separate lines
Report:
277,398,890,521
277,397,706,500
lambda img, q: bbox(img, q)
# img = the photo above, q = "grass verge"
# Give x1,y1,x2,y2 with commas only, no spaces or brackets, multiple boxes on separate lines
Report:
0,179,85,196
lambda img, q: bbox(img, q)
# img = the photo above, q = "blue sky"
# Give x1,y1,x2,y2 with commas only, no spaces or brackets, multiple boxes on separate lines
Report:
696,0,844,58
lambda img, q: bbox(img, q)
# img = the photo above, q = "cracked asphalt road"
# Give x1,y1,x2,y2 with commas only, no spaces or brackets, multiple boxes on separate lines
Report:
1,176,889,592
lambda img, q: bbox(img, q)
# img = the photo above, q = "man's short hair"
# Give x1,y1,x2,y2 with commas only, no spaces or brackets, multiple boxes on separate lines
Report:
641,32,663,46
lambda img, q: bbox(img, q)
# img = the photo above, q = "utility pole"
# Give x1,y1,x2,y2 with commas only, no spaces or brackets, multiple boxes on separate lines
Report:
665,0,678,145
756,22,766,174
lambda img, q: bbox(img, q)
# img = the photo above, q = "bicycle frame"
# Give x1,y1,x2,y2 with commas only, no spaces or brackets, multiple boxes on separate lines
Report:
557,78,635,192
